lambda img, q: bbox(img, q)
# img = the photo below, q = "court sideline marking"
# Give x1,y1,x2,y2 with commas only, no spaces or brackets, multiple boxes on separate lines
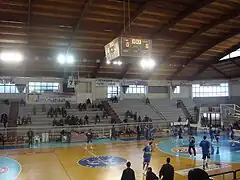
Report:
53,150,72,180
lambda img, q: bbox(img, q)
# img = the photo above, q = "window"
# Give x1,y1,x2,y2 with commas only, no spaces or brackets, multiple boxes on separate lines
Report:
107,86,120,98
192,83,228,97
126,85,146,94
220,48,240,61
28,82,60,93
0,84,21,93
173,86,180,94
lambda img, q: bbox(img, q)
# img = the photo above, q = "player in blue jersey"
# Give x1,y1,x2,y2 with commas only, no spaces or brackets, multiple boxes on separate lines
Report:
199,136,210,170
209,127,214,142
143,141,153,174
230,130,235,146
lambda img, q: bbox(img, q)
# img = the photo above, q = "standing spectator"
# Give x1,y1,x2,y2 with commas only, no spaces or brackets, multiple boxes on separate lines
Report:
3,115,8,128
137,125,141,140
159,158,174,180
146,167,158,180
84,115,89,125
27,129,34,146
111,125,117,140
121,162,135,180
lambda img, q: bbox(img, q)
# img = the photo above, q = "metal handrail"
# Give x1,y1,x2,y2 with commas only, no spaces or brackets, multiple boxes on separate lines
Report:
209,169,240,180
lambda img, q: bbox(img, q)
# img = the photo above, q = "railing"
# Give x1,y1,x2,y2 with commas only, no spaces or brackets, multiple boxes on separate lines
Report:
178,100,193,122
0,121,171,148
209,169,240,180
147,103,167,121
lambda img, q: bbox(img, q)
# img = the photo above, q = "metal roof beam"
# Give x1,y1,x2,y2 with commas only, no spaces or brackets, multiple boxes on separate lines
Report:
151,0,215,37
66,0,92,54
163,9,240,63
210,65,229,78
169,29,240,79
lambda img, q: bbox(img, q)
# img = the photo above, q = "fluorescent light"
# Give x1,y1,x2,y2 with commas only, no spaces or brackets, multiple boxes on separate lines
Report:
117,61,122,66
106,60,111,64
67,55,74,64
113,61,117,65
140,58,156,70
57,54,65,64
0,51,24,63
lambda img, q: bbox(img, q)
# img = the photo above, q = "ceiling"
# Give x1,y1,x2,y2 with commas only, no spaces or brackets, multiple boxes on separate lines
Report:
0,0,239,80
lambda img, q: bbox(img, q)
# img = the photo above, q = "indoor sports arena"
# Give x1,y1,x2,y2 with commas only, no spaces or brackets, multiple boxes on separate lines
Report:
0,0,240,180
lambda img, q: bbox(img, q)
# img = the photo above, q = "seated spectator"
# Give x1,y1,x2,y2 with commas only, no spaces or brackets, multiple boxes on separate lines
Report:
111,117,116,124
27,114,32,124
123,118,128,123
138,116,142,122
84,115,89,125
134,112,137,121
52,118,57,126
121,162,135,180
188,168,210,180
20,98,26,106
17,116,22,125
145,97,150,104
146,167,158,180
144,115,149,122
178,116,182,122
78,103,83,111
22,116,27,125
59,118,64,126
159,158,174,180
86,98,91,105
56,106,61,114
78,117,83,125
65,101,71,109
102,111,108,119
62,107,67,118
95,113,100,124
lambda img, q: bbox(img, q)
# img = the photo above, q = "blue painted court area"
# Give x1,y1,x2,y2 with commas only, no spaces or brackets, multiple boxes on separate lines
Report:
158,134,240,163
78,156,127,168
0,157,21,180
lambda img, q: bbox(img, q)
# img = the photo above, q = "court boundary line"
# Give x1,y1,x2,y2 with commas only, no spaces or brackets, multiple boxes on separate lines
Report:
0,157,22,179
53,150,72,180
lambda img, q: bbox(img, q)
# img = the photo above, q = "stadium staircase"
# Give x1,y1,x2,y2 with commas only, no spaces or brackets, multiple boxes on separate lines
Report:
150,99,186,123
7,101,19,137
177,99,197,123
110,99,166,125
102,100,120,123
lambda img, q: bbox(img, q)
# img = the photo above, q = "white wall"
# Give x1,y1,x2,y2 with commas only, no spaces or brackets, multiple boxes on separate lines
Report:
230,81,240,97
171,86,192,99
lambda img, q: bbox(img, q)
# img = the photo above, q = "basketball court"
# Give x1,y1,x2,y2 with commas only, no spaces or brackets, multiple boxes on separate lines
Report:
1,134,240,180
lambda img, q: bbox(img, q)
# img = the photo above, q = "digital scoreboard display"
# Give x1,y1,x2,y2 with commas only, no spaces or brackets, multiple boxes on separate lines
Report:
121,37,151,57
104,37,152,61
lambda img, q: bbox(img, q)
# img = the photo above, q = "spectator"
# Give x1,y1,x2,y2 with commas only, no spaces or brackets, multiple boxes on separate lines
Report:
159,158,174,180
146,167,158,180
137,125,141,140
27,114,32,124
95,113,100,124
111,125,117,140
121,162,135,180
178,116,182,122
84,115,89,125
146,97,150,104
20,98,26,106
86,98,91,105
188,168,210,180
27,128,34,146
138,115,142,122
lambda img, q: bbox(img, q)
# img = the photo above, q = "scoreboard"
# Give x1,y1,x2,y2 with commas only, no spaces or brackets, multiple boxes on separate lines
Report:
105,37,152,61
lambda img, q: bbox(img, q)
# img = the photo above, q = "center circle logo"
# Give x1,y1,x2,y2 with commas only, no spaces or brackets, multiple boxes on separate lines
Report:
171,146,201,154
0,166,9,174
78,156,127,168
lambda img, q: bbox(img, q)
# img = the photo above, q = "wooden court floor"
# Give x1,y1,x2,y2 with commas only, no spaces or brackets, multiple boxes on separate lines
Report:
1,139,240,180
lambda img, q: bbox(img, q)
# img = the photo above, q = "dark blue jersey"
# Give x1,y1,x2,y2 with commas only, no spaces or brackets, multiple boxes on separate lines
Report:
199,140,210,154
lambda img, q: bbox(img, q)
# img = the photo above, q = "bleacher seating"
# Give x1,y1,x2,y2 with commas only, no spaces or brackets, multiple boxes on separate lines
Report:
150,99,186,123
18,103,109,127
110,99,160,122
193,97,230,106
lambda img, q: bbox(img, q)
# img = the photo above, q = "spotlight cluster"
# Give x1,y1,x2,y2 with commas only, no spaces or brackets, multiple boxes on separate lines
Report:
140,58,156,70
0,51,23,63
106,60,122,66
57,54,74,65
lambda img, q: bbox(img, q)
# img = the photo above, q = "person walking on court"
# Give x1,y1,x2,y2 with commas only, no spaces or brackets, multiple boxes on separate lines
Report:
188,136,196,158
159,158,174,180
121,161,136,180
